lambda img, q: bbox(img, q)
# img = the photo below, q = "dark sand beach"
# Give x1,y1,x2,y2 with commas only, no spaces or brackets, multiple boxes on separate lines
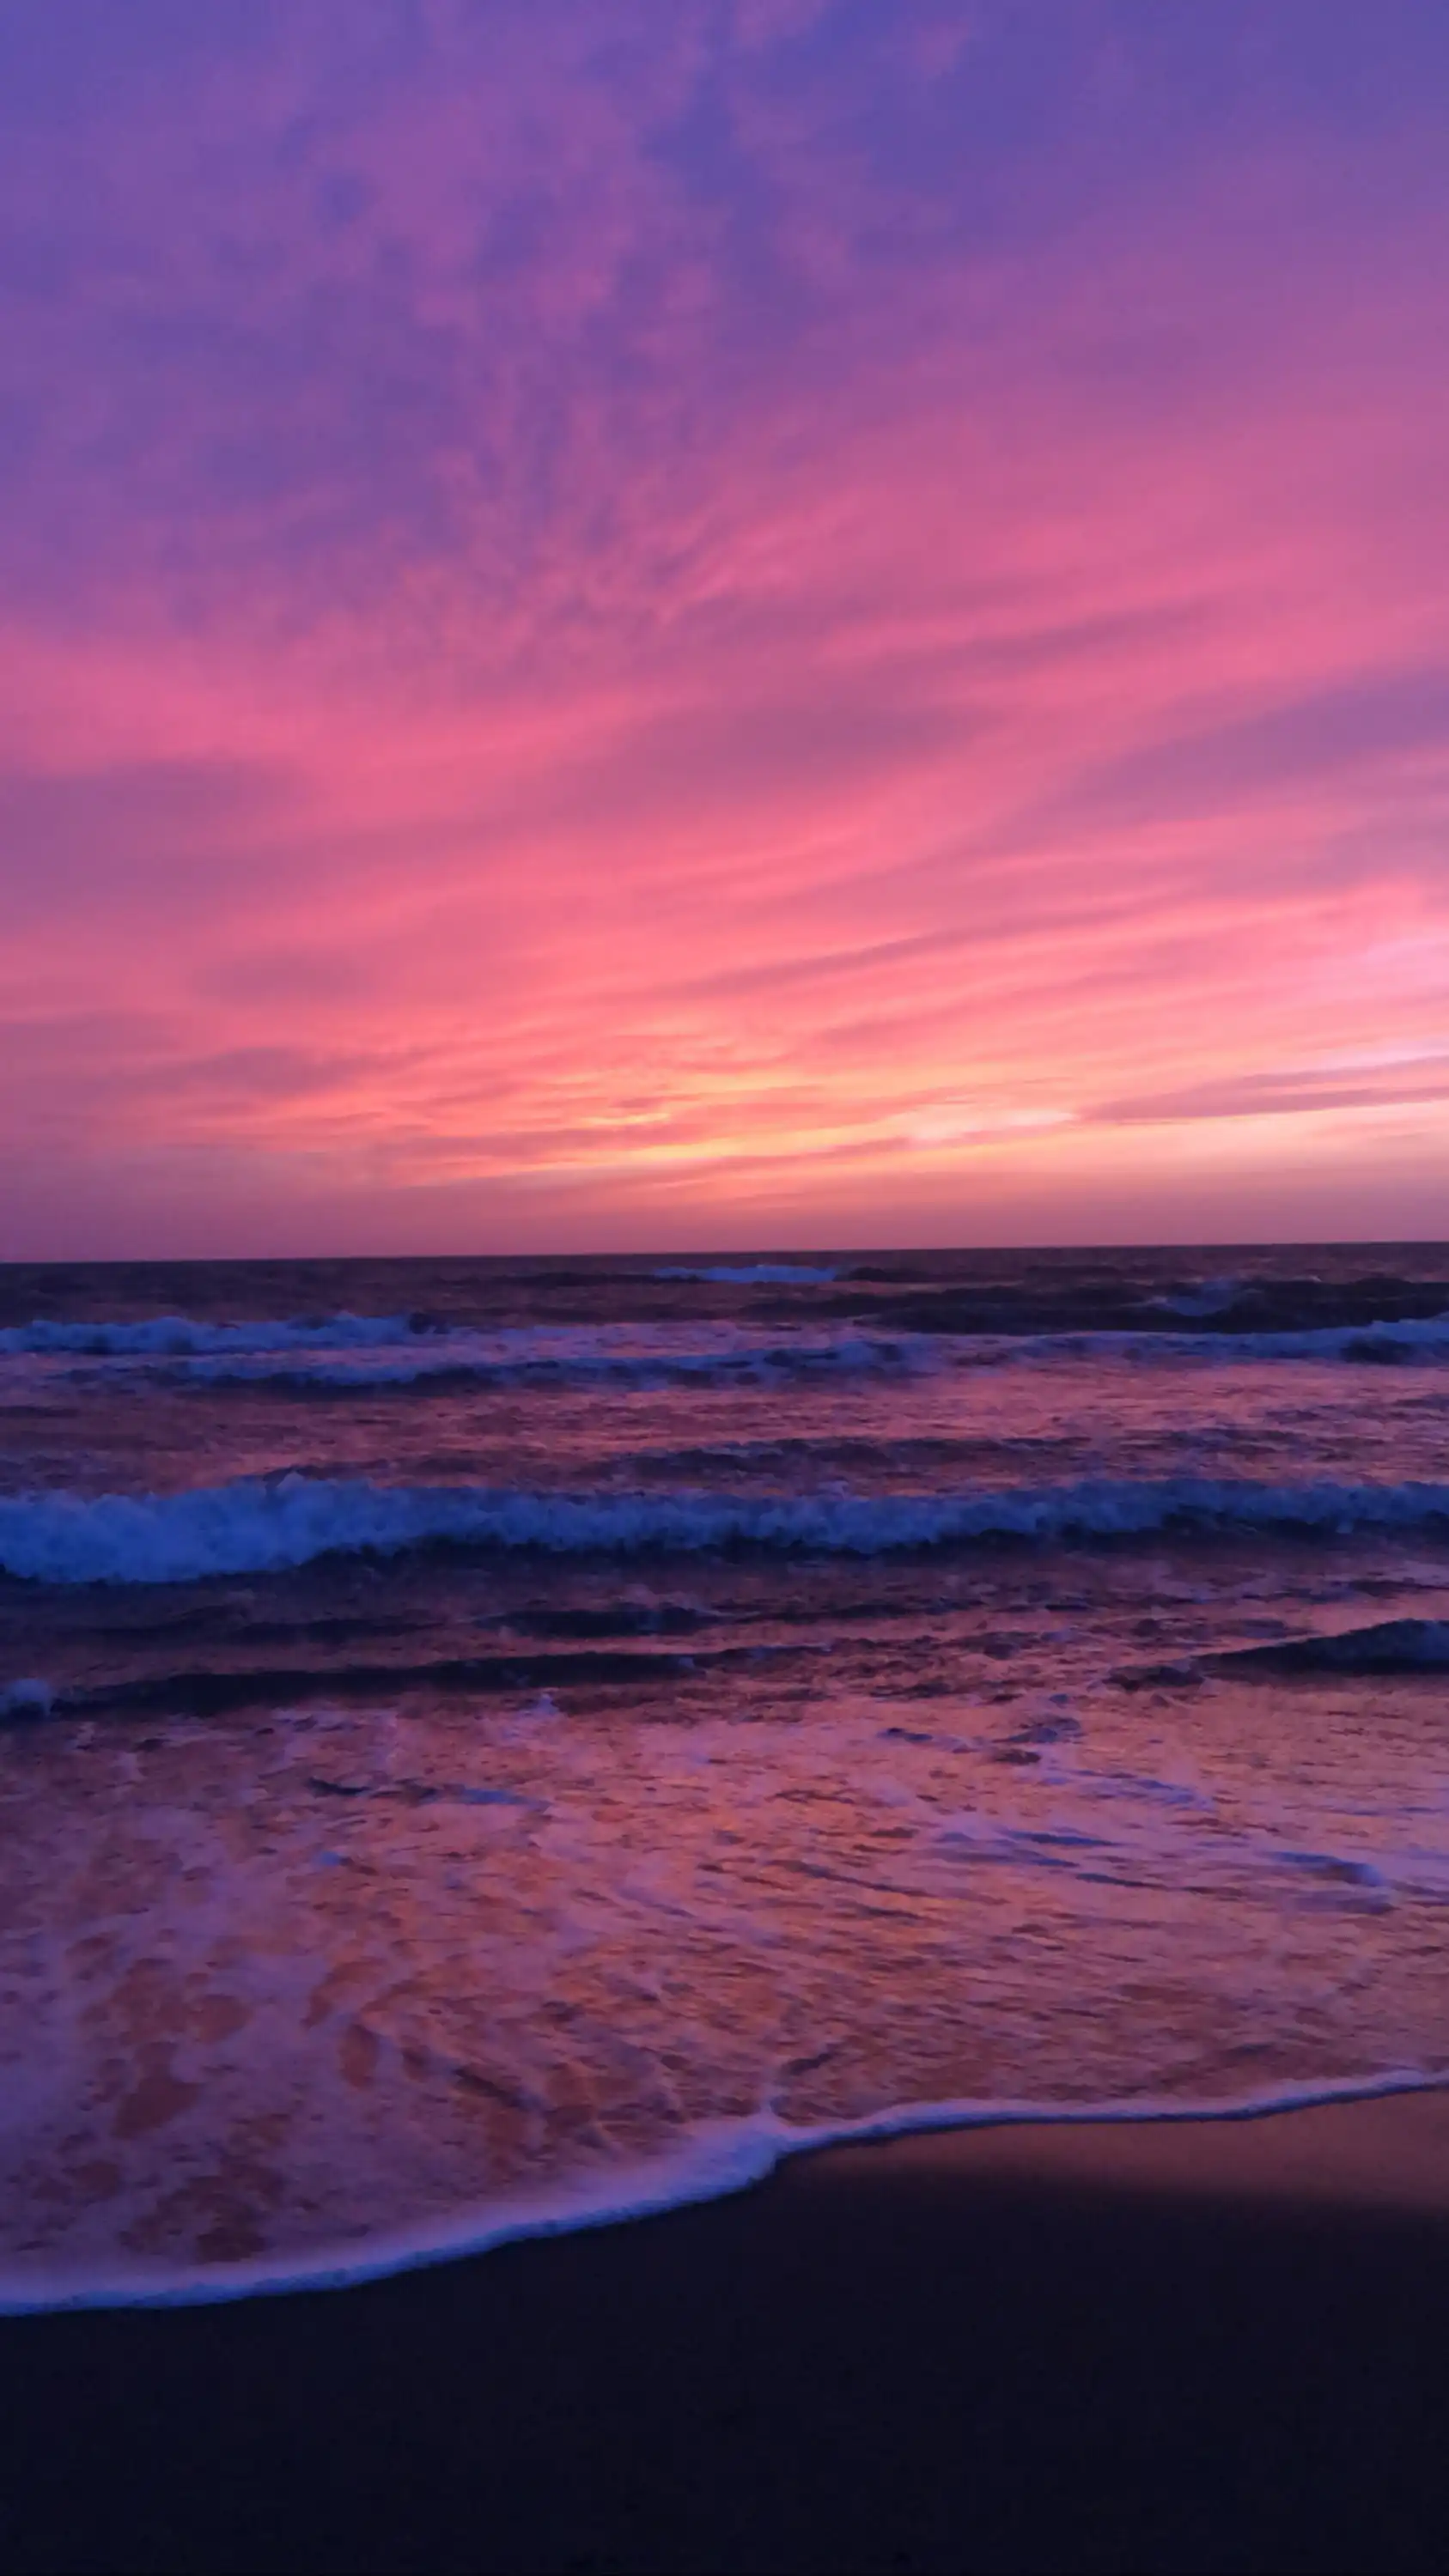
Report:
3,2091,1447,2574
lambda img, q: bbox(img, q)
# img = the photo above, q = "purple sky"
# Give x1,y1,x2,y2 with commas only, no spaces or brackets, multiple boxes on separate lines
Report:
3,1,1448,1255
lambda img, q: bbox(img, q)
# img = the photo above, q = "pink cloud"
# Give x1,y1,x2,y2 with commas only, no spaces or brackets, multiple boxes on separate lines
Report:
2,3,1448,1253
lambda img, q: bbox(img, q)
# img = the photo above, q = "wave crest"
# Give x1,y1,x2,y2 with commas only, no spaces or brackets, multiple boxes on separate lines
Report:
0,1312,428,1358
5,1471,1449,1585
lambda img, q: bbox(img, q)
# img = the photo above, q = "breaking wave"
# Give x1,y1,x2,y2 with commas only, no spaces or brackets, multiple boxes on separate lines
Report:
1,1311,942,1388
0,1312,429,1358
6,1470,1449,1585
653,1263,841,1284
1109,1314,1449,1366
179,1329,936,1393
7,1308,1449,1389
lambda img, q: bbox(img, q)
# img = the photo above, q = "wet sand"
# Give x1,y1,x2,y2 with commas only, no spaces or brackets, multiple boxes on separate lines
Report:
3,2090,1448,2573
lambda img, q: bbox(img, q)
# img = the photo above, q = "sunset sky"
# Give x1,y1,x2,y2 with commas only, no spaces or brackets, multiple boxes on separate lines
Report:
3,0,1448,1257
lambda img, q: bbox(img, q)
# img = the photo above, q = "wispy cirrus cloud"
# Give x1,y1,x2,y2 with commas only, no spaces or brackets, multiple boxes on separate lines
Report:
1092,1062,1449,1129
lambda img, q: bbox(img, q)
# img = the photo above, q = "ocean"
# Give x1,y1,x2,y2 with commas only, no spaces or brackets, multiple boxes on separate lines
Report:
3,1242,1448,2306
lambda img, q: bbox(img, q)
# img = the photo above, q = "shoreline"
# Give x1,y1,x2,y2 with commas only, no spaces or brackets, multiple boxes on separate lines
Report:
3,2068,1447,2317
3,2090,1448,2572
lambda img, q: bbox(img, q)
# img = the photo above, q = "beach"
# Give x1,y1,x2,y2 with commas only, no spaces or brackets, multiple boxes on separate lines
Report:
5,1249,1449,2568
7,1249,1449,2305
7,0,1449,2553
3,2089,1448,2573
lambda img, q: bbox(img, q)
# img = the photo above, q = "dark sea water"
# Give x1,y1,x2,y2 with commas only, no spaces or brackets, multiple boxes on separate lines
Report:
3,1243,1449,2303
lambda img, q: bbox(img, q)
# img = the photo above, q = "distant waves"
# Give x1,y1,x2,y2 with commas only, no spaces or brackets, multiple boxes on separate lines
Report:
8,1314,1449,1403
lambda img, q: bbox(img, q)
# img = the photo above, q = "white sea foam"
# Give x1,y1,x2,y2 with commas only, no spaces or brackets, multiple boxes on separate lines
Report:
0,2072,1442,2314
6,1471,1449,1585
1153,1273,1245,1318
